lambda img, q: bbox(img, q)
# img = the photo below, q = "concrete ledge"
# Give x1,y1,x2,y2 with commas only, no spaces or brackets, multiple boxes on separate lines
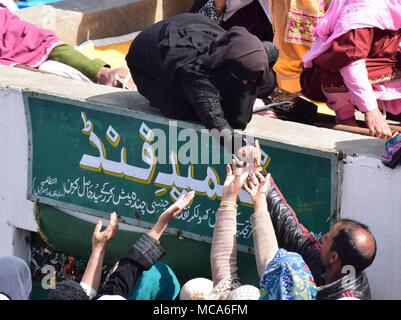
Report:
0,65,383,159
17,0,194,45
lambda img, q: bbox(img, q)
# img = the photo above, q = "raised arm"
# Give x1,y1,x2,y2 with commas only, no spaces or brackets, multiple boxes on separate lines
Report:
244,172,278,277
80,212,119,299
266,178,324,283
95,192,195,299
211,159,249,285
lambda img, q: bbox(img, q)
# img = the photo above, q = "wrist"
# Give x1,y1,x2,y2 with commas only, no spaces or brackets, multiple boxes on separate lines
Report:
365,108,380,116
254,194,267,207
149,220,168,241
148,229,163,243
220,200,238,209
92,246,106,256
214,4,226,14
252,191,267,202
222,194,237,203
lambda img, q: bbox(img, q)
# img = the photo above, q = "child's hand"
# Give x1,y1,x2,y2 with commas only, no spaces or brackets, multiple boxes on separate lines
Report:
158,191,195,224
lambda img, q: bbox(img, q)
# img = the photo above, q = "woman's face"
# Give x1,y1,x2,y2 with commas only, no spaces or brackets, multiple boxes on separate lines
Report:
230,71,257,85
214,65,258,93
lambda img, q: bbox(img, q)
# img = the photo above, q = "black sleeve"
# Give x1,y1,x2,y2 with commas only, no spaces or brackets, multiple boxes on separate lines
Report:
175,70,247,154
266,177,325,284
95,234,165,299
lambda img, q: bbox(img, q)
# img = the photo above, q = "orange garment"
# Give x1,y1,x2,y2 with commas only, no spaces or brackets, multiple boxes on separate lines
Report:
269,0,329,93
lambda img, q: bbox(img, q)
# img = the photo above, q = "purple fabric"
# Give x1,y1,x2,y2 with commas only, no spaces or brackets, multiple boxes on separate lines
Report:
0,4,62,67
381,133,401,168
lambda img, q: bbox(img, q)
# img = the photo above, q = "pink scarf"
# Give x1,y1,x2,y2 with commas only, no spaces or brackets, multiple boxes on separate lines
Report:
0,4,62,67
303,0,401,68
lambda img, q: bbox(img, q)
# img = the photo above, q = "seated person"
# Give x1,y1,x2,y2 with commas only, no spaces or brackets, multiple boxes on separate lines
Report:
46,193,194,300
0,4,132,88
270,0,328,93
193,0,327,93
126,13,276,155
302,0,401,140
181,147,317,300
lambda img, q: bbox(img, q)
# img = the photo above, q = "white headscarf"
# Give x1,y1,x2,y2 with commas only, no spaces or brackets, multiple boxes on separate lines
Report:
180,276,260,300
224,0,272,23
0,256,32,300
180,278,214,300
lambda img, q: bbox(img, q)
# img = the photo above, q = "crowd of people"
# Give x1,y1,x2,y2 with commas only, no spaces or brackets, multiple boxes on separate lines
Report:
0,141,377,301
1,0,394,300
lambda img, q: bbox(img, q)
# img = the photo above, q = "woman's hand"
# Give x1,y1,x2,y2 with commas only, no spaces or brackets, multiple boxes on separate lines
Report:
158,191,195,225
244,172,271,203
236,140,262,174
365,109,392,140
92,212,119,253
221,159,250,202
149,191,195,241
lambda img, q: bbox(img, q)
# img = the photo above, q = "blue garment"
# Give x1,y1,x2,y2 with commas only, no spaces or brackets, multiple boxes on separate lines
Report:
128,262,180,300
17,0,63,9
260,249,317,300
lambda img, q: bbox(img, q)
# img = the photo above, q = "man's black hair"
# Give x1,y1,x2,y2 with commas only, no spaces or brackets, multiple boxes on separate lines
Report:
45,280,89,300
331,219,377,274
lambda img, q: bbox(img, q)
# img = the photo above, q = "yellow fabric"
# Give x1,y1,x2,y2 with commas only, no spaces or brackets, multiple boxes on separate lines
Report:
76,41,132,69
316,102,335,116
304,98,335,116
269,0,324,93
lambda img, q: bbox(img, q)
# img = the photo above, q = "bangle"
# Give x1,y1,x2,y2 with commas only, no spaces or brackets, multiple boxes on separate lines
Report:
253,191,267,200
220,201,238,209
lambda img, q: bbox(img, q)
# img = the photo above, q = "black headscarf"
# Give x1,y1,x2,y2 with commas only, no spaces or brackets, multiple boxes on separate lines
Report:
127,14,275,130
156,14,269,88
203,26,269,83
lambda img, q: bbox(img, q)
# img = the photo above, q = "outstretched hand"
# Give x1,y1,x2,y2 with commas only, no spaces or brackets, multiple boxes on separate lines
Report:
158,191,195,224
236,140,262,174
244,172,271,202
92,212,119,252
149,191,196,241
222,159,251,202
